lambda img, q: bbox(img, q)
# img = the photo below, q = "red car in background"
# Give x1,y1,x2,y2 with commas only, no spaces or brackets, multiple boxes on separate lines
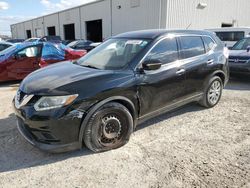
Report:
0,42,86,82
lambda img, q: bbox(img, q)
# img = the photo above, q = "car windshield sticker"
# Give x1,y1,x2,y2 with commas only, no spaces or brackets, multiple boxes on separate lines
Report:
126,40,143,45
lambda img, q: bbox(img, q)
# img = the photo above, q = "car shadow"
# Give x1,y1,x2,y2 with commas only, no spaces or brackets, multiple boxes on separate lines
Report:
0,113,93,173
0,80,20,89
136,103,205,131
0,103,204,173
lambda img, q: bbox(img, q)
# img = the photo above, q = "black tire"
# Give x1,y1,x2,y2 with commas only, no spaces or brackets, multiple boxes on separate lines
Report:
199,76,223,108
83,102,133,152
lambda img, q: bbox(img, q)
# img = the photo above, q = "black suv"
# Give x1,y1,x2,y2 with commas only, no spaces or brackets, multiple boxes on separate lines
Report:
13,30,229,153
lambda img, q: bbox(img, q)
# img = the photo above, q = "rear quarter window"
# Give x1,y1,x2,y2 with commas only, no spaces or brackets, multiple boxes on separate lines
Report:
203,36,216,52
179,36,205,59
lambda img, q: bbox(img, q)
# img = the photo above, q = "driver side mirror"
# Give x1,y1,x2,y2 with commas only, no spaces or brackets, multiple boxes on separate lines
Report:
142,59,162,71
247,46,250,52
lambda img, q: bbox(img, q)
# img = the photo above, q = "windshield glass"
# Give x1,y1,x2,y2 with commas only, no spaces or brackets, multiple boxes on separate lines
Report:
77,38,150,70
0,45,16,56
232,38,250,50
67,41,78,47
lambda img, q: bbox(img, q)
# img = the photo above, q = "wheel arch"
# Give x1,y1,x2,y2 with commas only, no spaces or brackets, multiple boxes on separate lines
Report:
78,96,138,147
211,70,226,86
204,70,226,89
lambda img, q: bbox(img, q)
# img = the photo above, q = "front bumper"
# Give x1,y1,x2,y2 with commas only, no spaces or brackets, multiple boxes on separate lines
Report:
13,99,84,153
229,63,250,75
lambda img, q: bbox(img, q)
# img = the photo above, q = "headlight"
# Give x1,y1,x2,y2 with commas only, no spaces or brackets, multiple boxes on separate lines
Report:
34,94,78,111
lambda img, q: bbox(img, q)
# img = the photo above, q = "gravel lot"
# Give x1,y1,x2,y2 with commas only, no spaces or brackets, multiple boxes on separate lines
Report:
0,78,249,188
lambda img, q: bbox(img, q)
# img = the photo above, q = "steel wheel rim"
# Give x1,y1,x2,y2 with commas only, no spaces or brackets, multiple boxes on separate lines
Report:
98,114,126,147
208,80,221,105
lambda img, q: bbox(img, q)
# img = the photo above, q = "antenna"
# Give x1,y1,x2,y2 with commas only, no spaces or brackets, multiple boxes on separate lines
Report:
186,23,192,30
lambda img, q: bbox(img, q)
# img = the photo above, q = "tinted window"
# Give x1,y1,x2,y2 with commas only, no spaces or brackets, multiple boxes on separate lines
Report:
145,38,178,64
0,44,10,51
179,36,205,59
215,31,244,41
203,36,216,52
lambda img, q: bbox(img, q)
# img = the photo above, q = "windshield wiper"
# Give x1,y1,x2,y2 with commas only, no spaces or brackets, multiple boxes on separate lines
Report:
81,64,100,69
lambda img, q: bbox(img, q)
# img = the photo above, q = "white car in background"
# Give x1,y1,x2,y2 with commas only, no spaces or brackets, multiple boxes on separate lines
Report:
208,27,250,48
24,38,41,43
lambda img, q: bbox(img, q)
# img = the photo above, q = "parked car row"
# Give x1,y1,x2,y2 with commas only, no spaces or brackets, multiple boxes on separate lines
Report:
0,42,87,82
0,35,104,82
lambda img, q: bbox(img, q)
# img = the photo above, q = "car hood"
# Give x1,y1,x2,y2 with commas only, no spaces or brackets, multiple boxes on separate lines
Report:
20,61,135,96
229,50,250,58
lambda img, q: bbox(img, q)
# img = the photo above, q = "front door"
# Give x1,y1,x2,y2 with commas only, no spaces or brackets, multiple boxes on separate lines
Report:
137,37,187,116
6,45,42,80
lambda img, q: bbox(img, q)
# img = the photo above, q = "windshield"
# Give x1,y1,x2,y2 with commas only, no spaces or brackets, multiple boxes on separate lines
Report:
232,38,250,50
77,38,150,70
0,45,16,56
67,41,78,47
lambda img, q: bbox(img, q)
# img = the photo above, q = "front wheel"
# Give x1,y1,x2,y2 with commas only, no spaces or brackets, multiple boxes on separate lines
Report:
83,102,133,152
199,76,223,108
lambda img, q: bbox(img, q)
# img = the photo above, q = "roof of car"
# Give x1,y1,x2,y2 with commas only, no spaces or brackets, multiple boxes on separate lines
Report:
114,29,214,39
0,41,14,46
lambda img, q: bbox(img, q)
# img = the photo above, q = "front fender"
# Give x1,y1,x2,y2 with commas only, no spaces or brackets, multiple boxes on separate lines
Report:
78,96,138,147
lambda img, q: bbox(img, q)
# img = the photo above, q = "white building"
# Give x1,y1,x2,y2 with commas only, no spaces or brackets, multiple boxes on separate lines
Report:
11,0,250,42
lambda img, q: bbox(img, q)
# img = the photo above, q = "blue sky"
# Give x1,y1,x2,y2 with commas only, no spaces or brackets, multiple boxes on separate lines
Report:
0,0,95,36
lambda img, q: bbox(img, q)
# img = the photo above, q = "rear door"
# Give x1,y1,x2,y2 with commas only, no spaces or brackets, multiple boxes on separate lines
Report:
7,45,42,80
178,36,216,96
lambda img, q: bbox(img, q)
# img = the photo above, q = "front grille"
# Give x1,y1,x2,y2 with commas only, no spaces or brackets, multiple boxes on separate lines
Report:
16,90,26,104
229,56,250,64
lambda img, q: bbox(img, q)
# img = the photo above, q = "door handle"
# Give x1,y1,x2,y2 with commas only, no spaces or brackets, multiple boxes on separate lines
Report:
207,59,214,65
176,69,186,75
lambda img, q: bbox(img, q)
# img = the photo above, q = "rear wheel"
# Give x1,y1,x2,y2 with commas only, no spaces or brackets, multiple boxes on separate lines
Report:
199,76,223,108
84,102,133,152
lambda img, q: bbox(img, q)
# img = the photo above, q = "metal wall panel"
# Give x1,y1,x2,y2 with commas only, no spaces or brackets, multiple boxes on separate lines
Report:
32,17,45,37
166,0,250,29
23,21,33,38
44,13,60,36
80,0,111,40
59,8,81,39
111,0,167,35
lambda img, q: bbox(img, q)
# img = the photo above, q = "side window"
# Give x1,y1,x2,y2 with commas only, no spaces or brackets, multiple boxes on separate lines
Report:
179,36,205,59
145,38,178,64
203,36,216,52
17,46,39,58
0,44,8,51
